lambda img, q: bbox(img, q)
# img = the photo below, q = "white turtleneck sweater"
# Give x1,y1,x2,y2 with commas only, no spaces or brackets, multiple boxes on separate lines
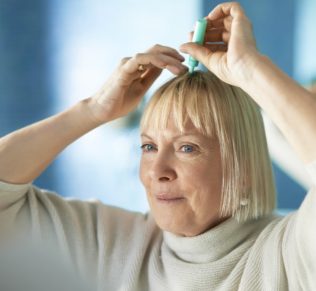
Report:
0,160,315,291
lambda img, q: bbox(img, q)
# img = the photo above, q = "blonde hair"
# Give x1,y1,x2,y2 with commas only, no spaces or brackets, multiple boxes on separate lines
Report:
140,71,276,222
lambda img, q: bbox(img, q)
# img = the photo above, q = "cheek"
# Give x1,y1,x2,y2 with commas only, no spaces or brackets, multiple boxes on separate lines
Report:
139,157,148,186
181,159,215,184
185,161,222,203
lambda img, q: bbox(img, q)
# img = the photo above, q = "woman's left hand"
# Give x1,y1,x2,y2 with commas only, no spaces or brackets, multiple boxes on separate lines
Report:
180,1,259,87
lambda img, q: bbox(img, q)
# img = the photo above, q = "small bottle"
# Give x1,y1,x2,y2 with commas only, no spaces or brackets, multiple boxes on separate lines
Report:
188,18,207,73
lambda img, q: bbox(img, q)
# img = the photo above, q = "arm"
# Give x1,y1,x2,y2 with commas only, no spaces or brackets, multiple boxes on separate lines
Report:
242,56,316,163
180,1,316,163
0,98,102,184
0,45,187,185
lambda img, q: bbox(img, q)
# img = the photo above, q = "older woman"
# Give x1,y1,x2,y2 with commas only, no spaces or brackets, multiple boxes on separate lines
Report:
0,2,315,290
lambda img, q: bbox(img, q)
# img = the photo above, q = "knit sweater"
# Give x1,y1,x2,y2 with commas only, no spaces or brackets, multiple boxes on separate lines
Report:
0,160,315,291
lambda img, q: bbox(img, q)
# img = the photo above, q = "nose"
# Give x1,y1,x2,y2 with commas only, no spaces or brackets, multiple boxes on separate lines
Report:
149,152,177,182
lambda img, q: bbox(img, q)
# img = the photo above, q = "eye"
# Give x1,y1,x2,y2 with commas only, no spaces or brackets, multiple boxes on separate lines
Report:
140,144,156,152
180,144,195,153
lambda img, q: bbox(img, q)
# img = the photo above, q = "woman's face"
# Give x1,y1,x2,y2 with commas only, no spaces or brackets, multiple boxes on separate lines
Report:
140,117,225,237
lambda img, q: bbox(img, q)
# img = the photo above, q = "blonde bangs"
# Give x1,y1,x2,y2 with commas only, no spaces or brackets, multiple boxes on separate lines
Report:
140,72,216,137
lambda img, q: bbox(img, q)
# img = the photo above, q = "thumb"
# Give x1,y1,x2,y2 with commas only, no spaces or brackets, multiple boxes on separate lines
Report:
179,42,211,67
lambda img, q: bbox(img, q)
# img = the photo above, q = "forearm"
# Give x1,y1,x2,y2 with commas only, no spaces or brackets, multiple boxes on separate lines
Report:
0,97,104,184
242,55,316,163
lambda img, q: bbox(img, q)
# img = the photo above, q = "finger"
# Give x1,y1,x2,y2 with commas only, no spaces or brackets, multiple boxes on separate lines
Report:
204,28,226,42
207,2,245,21
207,18,224,29
119,57,132,66
222,31,230,43
179,42,212,67
179,42,227,75
145,53,187,74
123,52,187,75
140,67,163,90
117,57,143,79
146,44,185,62
223,16,233,31
189,28,227,45
205,43,227,52
206,16,232,31
137,63,155,76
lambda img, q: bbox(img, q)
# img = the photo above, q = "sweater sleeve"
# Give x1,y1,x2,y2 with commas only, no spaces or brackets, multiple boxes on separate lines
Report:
0,180,152,287
283,160,316,290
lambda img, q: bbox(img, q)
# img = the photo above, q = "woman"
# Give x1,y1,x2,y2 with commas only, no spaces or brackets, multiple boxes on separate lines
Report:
0,2,315,290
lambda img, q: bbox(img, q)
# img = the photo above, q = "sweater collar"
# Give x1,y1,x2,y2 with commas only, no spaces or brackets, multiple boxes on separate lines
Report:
162,215,274,263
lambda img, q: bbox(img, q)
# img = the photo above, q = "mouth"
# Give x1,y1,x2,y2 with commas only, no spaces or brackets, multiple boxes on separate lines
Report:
155,194,185,204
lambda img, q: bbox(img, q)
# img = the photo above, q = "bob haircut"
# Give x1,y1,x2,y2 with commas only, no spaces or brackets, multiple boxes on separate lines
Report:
140,71,276,222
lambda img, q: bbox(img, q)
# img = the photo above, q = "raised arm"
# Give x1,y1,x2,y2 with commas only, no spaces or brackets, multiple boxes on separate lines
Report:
180,1,316,163
0,45,187,184
244,56,316,164
0,98,102,184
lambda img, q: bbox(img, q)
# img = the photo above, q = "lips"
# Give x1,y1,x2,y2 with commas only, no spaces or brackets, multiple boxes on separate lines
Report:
155,193,184,201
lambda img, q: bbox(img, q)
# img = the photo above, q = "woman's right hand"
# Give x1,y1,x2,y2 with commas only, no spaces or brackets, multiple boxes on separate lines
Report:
88,44,187,124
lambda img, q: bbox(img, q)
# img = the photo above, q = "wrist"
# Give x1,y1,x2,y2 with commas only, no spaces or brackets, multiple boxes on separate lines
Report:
79,97,108,127
237,53,267,90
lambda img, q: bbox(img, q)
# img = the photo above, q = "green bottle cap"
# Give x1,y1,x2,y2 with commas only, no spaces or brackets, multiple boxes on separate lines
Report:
188,18,207,73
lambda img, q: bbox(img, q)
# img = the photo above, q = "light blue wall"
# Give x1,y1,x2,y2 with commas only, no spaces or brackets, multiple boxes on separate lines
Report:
0,0,58,190
294,0,316,83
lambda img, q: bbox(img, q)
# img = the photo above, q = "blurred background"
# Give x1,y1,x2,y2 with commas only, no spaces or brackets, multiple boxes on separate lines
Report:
0,0,315,214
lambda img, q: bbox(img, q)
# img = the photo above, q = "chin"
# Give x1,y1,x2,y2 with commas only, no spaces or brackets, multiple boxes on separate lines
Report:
155,218,201,237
